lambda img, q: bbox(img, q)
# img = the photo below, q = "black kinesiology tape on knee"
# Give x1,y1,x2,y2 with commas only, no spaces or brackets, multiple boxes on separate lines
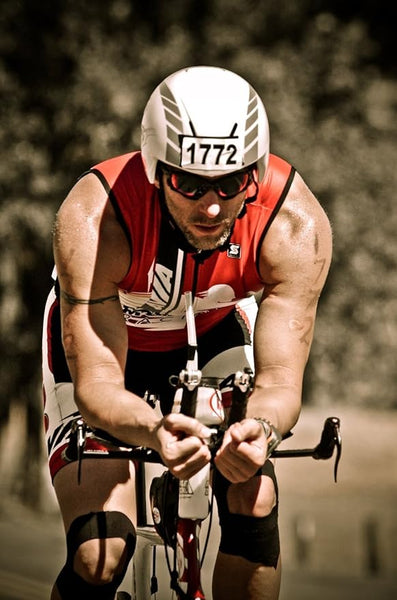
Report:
56,566,128,600
214,461,280,568
66,510,136,561
56,511,136,599
218,506,280,568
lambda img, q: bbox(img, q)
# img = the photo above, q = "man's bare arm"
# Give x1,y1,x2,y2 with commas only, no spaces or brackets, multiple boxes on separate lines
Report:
60,290,120,305
53,174,212,476
53,174,161,444
247,172,333,435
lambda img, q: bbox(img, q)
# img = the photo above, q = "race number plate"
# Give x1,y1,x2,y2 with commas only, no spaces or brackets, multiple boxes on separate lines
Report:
180,136,244,170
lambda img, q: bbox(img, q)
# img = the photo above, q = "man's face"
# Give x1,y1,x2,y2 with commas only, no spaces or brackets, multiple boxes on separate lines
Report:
158,169,248,251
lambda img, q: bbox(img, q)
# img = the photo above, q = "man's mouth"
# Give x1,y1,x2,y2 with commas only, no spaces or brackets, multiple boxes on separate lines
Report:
192,223,223,234
193,219,225,228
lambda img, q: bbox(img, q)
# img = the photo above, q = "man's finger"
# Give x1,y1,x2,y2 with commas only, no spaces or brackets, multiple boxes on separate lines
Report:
163,413,214,439
229,419,263,443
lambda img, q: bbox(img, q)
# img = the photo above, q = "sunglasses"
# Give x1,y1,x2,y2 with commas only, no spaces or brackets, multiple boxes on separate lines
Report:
161,165,254,200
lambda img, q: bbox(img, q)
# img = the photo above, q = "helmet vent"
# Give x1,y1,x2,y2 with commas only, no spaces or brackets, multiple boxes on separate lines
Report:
159,82,183,166
244,87,260,165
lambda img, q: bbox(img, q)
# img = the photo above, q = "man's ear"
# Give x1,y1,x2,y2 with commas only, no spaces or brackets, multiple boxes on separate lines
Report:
153,169,162,189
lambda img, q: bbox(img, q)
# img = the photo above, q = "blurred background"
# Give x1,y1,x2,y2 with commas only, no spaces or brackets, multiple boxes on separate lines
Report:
0,0,396,598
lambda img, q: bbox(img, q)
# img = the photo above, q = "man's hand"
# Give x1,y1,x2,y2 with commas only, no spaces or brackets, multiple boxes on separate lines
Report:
155,413,213,479
214,418,268,483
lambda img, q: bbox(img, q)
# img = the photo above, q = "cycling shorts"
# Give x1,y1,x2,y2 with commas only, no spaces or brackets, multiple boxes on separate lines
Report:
42,288,258,480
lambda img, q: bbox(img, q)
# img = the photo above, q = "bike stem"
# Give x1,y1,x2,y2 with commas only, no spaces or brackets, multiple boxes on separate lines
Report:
178,292,202,417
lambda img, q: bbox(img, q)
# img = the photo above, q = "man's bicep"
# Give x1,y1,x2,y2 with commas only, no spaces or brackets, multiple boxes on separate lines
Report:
255,185,332,378
259,173,332,288
53,176,128,368
53,173,129,298
60,298,128,387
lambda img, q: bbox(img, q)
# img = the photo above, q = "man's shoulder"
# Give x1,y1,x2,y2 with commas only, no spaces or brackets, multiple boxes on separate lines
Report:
263,171,332,262
267,153,294,173
253,153,295,211
91,151,144,180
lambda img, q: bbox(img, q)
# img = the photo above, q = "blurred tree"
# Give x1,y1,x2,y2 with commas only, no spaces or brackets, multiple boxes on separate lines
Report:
0,0,396,506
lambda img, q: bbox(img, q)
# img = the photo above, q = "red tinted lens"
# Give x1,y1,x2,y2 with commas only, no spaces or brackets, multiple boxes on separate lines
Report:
169,171,203,197
215,172,251,198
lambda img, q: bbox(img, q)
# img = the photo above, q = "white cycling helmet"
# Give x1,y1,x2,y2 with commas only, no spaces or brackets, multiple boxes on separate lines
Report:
141,66,269,184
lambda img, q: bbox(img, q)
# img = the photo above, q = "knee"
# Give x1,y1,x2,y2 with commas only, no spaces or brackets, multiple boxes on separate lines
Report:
227,474,276,517
73,536,130,585
214,463,280,567
56,511,136,597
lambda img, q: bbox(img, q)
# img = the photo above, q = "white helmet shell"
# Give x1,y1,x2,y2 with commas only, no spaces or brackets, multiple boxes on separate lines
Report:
141,66,269,184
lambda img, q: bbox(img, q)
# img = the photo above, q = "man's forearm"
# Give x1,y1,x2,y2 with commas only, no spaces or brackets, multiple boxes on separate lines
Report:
246,383,301,436
74,380,161,450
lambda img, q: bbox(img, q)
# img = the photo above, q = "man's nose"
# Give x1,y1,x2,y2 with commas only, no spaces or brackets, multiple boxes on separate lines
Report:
197,190,221,218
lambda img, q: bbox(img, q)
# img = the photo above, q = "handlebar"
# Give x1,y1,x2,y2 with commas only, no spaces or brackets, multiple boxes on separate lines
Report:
272,416,342,482
64,414,342,483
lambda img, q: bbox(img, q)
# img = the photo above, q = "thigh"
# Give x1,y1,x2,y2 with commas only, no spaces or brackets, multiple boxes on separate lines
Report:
53,458,137,533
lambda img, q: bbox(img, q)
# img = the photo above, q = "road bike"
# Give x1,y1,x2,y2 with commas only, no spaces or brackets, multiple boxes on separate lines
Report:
64,293,342,599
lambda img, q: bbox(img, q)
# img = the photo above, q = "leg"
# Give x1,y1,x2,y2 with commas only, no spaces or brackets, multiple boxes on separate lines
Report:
212,554,281,600
212,462,281,600
43,296,137,599
51,458,137,600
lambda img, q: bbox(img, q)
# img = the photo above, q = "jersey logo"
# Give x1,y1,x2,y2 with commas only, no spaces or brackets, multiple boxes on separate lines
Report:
227,243,241,259
120,282,237,330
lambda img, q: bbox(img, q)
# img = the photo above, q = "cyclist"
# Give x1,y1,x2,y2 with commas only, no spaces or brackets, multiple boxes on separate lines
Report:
42,66,332,600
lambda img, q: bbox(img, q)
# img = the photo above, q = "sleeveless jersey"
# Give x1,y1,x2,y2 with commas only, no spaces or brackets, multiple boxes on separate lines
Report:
90,152,295,351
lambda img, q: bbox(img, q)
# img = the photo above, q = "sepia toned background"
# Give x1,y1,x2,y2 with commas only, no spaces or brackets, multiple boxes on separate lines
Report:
0,1,396,597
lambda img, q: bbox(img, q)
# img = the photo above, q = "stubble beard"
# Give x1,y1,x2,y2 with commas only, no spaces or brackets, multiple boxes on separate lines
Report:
163,187,244,251
180,221,233,251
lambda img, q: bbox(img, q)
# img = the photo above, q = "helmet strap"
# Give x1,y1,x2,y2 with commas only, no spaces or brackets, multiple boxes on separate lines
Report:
244,177,259,204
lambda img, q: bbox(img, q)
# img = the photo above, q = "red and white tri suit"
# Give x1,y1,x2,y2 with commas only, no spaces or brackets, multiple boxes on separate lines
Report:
42,151,295,478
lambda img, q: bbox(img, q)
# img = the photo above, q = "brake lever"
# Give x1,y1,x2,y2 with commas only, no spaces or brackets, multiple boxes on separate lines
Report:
269,416,342,483
75,419,87,484
64,418,87,484
313,417,342,482
333,437,342,483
